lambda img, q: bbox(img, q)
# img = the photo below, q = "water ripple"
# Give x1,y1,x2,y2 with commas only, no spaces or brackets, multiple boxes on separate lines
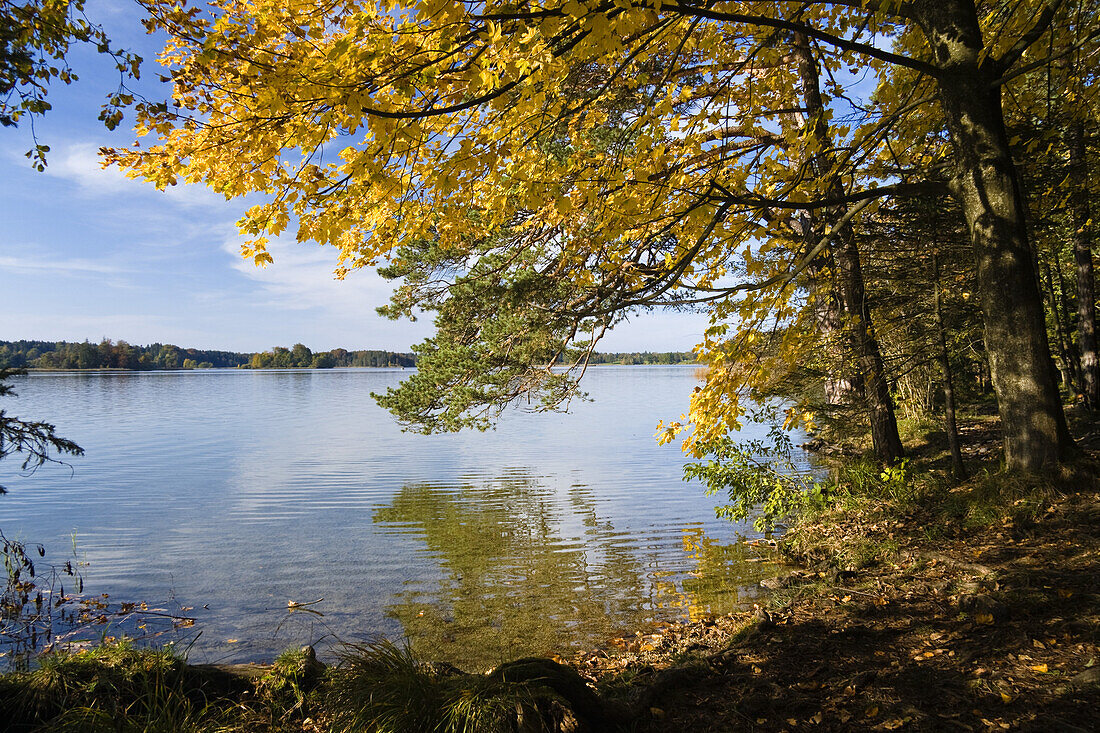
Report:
1,367,801,669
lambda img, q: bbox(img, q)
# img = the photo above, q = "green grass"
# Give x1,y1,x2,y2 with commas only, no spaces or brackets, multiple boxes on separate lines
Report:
0,640,223,732
0,639,324,733
1,635,627,733
324,639,591,733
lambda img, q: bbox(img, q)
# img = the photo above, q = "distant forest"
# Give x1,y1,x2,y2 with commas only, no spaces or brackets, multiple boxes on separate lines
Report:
0,340,694,371
585,351,695,365
0,340,414,371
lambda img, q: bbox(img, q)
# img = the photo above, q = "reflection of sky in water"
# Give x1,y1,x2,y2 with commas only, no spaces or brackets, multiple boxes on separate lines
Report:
1,368,803,668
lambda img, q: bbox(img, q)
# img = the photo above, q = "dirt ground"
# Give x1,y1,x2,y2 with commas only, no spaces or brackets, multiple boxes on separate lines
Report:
567,429,1100,732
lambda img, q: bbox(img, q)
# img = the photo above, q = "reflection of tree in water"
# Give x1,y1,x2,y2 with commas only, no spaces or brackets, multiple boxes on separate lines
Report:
374,472,778,670
664,528,776,622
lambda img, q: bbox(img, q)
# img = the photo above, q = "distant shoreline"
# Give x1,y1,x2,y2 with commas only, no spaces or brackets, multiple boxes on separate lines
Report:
3,339,698,371
20,362,699,373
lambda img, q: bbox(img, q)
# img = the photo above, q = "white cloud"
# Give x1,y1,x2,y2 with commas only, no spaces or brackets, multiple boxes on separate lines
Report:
218,235,438,350
222,236,709,352
0,253,127,275
224,235,410,315
47,143,132,192
597,311,709,352
47,143,227,208
0,312,184,344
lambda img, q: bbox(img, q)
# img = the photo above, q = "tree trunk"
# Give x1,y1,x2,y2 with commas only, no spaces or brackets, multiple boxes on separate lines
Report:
1043,259,1080,392
932,253,966,480
792,33,905,464
797,214,862,406
1052,253,1084,388
1069,122,1099,408
915,0,1072,471
834,230,906,464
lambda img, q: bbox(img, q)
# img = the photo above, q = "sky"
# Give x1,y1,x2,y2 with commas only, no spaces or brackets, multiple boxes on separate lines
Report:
0,0,710,354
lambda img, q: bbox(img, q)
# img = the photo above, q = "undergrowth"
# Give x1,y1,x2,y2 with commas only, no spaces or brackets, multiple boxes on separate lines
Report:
0,639,324,733
783,442,1097,572
1,637,609,733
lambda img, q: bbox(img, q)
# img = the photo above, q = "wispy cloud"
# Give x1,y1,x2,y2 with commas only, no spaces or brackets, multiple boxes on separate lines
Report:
220,235,436,349
0,312,192,345
223,235,397,313
47,143,227,208
0,253,127,275
221,235,708,352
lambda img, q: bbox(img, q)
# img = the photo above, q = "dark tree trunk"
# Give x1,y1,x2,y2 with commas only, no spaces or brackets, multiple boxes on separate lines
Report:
1052,253,1084,387
914,0,1072,471
797,214,862,406
792,33,905,464
1043,259,1080,391
834,230,906,464
1069,123,1099,408
932,254,966,479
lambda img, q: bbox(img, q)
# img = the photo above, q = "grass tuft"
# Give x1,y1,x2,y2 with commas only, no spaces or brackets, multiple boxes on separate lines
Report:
325,640,586,733
0,639,225,733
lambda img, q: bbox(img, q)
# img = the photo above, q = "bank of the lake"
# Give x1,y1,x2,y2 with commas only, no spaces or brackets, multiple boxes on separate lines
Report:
5,414,1098,732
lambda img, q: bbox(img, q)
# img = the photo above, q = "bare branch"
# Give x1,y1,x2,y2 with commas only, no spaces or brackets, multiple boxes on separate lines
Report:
996,0,1065,72
710,180,948,211
668,3,939,77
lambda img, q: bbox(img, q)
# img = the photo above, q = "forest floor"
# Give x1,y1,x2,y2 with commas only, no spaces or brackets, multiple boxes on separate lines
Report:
570,410,1100,732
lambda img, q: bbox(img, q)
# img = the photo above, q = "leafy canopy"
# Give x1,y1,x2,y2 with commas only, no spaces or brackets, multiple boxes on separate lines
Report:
108,0,1092,452
1,0,140,167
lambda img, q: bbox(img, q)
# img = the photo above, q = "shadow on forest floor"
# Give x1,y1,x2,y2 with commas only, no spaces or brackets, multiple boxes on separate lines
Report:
573,416,1100,732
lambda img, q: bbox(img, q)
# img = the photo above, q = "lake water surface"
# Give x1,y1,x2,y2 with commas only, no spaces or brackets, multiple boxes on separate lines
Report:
0,367,805,669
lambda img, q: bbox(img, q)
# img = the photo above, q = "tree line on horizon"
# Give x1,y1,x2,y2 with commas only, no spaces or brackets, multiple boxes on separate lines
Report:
0,340,692,371
0,340,414,371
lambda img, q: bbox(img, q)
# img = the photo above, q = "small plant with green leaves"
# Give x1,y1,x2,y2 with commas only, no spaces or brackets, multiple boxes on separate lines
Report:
879,458,914,503
684,406,820,530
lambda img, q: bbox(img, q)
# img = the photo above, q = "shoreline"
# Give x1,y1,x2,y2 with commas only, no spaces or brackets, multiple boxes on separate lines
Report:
15,362,700,373
4,415,1099,731
8,481,1095,732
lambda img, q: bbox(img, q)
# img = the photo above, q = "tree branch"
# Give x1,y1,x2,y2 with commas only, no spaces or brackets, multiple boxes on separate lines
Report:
668,3,939,77
710,180,948,211
993,25,1100,88
995,0,1064,72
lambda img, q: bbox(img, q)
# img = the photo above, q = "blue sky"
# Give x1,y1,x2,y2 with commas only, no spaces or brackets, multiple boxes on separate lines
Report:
0,0,709,353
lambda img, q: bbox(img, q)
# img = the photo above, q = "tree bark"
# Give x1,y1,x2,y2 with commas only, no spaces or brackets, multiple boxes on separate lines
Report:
834,229,906,464
914,0,1072,471
1052,253,1083,387
792,33,905,464
1068,122,1099,409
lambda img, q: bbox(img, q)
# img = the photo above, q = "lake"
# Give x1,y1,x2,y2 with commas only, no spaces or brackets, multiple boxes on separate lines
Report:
0,366,806,670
